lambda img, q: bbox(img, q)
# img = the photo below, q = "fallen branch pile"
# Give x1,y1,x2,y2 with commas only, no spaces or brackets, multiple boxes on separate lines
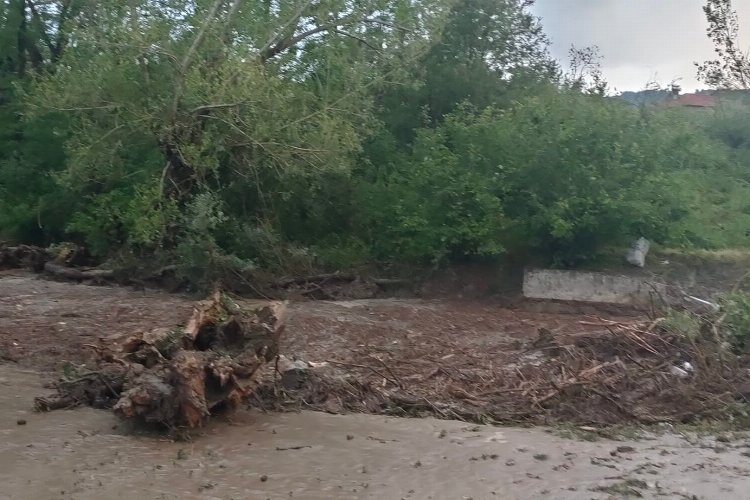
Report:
1,242,112,282
0,243,49,272
257,314,750,426
272,271,407,300
35,292,286,429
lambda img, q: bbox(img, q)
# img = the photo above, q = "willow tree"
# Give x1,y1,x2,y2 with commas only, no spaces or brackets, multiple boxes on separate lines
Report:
29,0,449,271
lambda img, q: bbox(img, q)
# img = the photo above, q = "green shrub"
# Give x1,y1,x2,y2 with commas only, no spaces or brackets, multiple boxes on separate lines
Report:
312,236,372,270
354,90,721,266
720,292,750,352
355,124,506,265
661,309,702,340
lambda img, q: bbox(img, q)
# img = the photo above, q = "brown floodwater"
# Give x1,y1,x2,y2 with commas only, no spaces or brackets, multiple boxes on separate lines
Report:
2,366,750,500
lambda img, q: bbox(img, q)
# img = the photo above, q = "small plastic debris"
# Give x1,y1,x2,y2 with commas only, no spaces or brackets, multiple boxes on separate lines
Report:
669,366,689,378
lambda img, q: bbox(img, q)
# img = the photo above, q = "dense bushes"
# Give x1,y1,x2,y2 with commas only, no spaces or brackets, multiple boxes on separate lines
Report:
348,91,741,266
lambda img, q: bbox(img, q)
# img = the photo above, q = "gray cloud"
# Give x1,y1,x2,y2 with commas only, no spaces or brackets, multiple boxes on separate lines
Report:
532,0,750,92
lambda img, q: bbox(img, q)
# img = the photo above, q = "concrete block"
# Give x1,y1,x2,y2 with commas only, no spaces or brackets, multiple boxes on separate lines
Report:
522,269,666,305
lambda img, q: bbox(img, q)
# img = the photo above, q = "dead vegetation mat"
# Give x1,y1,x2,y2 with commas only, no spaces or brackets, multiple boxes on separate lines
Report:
33,295,750,429
254,317,750,427
16,249,750,430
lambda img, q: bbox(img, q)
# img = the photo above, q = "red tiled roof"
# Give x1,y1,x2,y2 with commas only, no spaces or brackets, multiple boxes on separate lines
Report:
666,93,716,108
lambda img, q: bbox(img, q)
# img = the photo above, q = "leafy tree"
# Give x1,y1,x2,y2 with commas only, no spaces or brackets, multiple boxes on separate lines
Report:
355,89,738,266
372,0,556,145
565,45,608,95
0,0,79,243
26,0,448,271
697,0,750,89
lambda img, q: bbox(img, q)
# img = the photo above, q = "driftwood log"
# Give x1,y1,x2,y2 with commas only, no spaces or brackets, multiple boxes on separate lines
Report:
35,292,286,429
273,272,408,301
43,261,114,281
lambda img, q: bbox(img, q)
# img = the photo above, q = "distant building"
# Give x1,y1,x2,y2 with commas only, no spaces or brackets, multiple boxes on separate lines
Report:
618,89,672,106
617,89,716,109
664,93,716,109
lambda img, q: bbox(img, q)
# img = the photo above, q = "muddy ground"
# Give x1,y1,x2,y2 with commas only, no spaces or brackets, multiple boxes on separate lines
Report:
3,271,750,499
1,269,650,424
0,269,634,374
0,270,193,369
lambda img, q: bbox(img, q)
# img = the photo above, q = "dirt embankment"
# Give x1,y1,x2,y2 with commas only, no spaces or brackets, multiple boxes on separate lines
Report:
0,270,193,369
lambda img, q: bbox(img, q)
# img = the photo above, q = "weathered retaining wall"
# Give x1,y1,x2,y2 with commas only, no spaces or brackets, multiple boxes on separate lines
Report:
522,269,666,305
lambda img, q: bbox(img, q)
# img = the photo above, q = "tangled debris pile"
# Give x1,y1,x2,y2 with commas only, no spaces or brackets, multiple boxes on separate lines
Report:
1,242,406,297
258,313,750,426
272,272,408,300
0,242,112,281
0,243,50,272
35,292,285,428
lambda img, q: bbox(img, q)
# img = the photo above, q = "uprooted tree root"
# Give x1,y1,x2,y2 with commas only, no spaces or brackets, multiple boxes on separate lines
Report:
254,316,750,427
35,292,286,429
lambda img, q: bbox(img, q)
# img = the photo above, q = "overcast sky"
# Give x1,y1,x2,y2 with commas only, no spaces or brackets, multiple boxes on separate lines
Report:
532,0,750,93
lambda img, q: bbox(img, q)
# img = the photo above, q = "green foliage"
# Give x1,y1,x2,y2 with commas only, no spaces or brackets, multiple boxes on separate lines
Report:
661,309,702,340
662,292,750,354
720,292,750,352
655,104,750,249
707,102,750,150
356,90,725,266
373,0,556,145
313,236,372,270
356,123,507,264
172,192,256,289
2,0,750,285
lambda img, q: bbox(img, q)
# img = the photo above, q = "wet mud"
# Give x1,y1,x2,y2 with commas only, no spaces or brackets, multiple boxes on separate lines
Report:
3,366,750,499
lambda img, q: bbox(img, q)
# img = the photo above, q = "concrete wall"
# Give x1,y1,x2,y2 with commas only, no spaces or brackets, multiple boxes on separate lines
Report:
522,269,666,305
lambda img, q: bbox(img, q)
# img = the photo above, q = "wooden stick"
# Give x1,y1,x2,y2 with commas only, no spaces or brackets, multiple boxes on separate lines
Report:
327,359,400,388
367,354,404,389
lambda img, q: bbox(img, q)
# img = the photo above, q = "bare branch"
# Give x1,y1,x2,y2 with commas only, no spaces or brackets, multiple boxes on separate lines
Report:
362,18,413,32
191,102,244,114
259,0,315,60
170,0,227,118
258,3,372,63
333,29,380,52
260,24,330,62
